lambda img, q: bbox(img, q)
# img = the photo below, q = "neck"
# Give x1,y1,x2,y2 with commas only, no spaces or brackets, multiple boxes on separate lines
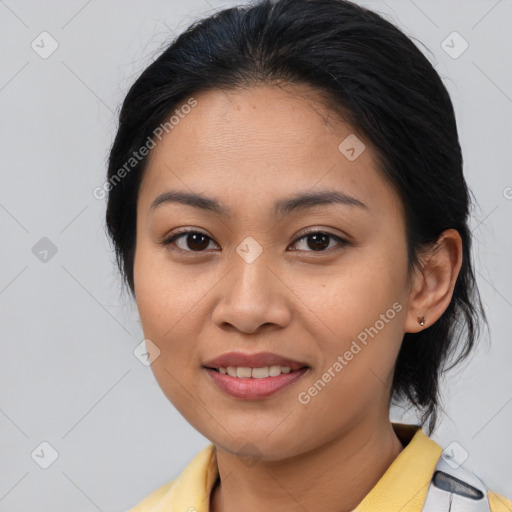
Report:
210,419,404,512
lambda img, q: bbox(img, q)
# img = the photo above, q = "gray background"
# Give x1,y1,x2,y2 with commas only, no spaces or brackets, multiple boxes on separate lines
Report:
0,0,511,510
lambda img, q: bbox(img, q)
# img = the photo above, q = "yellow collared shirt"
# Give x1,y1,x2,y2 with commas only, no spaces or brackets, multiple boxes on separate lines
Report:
129,423,511,512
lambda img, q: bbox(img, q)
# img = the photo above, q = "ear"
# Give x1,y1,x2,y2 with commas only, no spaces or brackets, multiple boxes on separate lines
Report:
404,228,463,333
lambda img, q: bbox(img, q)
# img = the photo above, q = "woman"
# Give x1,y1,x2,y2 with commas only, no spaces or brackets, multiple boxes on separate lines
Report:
104,0,511,510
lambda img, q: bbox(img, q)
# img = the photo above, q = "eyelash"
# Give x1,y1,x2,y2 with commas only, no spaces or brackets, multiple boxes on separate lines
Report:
159,228,349,255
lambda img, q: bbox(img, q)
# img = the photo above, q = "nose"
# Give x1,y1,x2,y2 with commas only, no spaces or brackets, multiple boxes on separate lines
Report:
211,244,292,334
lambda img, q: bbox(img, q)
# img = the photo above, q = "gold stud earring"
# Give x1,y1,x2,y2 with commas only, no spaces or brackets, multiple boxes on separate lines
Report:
417,315,426,326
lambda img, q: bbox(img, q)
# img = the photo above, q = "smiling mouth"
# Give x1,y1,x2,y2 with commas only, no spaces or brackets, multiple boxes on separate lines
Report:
203,364,310,400
205,365,309,378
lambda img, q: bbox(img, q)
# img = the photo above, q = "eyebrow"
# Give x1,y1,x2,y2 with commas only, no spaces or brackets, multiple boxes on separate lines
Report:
149,189,368,217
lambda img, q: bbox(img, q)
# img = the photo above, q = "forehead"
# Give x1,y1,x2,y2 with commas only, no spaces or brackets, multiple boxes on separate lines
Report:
145,84,349,163
138,85,402,222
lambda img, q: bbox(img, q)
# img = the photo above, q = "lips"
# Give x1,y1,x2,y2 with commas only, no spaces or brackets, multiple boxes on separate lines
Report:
202,351,309,371
204,366,309,399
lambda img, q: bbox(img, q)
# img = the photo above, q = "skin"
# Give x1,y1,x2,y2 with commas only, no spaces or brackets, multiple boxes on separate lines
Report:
133,84,463,512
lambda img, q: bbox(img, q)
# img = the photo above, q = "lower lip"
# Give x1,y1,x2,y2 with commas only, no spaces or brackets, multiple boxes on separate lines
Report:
204,367,309,400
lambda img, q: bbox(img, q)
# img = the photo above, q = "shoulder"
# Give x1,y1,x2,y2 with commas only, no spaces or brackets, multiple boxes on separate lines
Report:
488,491,512,512
126,443,217,512
127,478,177,512
423,453,511,512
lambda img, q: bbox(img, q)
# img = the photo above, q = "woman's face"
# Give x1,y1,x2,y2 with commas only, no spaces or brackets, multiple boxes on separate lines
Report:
134,84,414,460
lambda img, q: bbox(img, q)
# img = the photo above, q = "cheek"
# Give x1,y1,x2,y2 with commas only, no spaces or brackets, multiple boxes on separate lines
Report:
134,251,207,423
302,252,405,335
306,248,408,389
134,241,204,337
133,244,205,393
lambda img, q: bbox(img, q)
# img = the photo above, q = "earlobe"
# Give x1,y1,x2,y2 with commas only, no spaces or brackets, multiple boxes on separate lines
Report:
404,229,463,333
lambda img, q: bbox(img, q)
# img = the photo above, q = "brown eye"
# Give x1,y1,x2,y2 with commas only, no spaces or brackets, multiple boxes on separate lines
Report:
160,229,348,255
290,231,348,253
161,230,217,252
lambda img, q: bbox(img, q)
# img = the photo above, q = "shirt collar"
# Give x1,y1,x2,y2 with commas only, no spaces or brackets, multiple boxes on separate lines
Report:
355,422,443,512
137,422,442,512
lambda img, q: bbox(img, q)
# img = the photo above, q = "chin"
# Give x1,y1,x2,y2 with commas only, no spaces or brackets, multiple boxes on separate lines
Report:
207,427,306,462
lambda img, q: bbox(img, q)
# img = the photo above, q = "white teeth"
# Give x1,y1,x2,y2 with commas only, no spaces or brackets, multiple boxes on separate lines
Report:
269,365,282,377
219,366,294,378
251,367,269,379
236,367,252,378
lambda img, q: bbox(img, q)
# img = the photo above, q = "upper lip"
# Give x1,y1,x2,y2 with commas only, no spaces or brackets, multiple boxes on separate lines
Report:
203,351,309,370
